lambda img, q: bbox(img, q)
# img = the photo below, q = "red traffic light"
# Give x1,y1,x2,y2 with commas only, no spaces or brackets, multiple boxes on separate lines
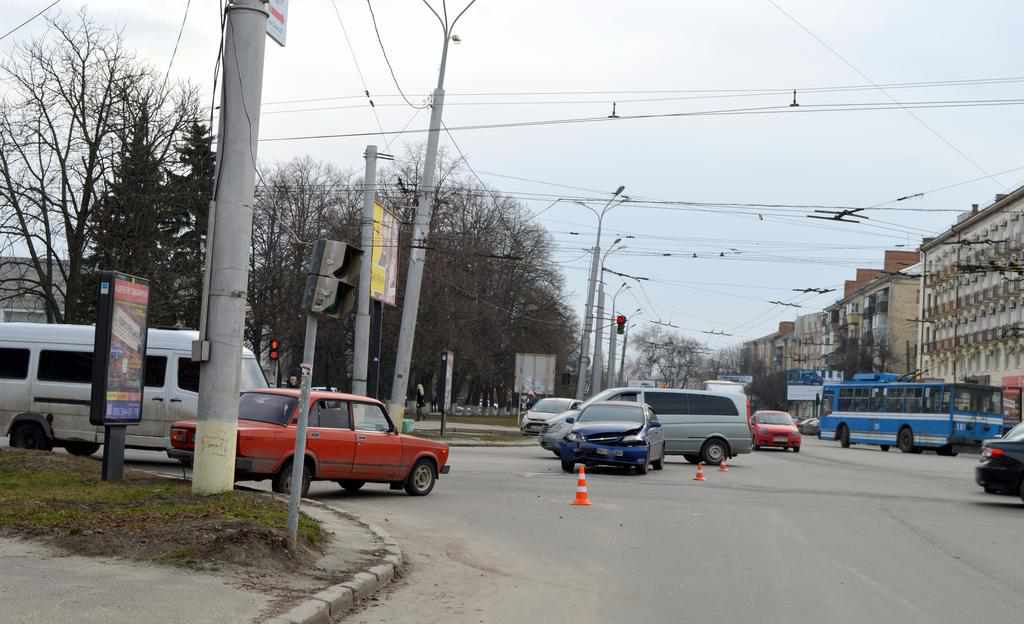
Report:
269,338,280,361
616,315,626,335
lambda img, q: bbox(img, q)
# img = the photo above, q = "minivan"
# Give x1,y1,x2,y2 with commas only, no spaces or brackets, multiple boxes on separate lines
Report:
581,387,751,464
0,323,266,455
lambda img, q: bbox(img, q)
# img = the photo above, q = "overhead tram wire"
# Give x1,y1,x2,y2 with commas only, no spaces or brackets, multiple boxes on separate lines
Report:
258,97,1024,144
0,0,61,42
161,0,192,96
765,0,1005,189
365,0,429,110
259,74,1024,107
329,0,386,135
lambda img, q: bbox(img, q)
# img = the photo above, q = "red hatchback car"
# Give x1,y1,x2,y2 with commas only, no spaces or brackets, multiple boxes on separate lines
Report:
751,410,801,452
168,389,450,497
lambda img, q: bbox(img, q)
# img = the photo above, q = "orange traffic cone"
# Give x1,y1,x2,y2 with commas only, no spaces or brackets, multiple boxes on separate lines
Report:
693,463,706,481
571,465,592,506
719,457,729,473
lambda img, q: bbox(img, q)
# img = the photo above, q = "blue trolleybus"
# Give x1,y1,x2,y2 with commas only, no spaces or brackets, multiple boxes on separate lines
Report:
818,373,1004,455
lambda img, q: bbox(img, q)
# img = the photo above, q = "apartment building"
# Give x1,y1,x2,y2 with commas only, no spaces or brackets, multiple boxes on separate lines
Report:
919,188,1024,387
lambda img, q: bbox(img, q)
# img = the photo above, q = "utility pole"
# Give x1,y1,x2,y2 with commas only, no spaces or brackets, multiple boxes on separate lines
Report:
192,0,269,495
606,283,629,388
574,186,625,400
575,245,600,400
591,279,606,394
619,324,630,386
352,145,378,395
389,2,476,428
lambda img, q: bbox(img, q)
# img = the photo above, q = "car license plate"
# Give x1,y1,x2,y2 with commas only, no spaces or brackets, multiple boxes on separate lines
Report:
774,436,787,442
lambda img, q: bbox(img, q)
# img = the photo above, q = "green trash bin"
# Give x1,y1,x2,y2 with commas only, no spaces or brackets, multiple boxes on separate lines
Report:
401,419,416,433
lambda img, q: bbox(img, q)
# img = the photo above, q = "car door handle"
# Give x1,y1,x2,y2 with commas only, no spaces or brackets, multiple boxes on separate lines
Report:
151,397,164,402
169,399,182,403
310,432,320,438
356,435,367,441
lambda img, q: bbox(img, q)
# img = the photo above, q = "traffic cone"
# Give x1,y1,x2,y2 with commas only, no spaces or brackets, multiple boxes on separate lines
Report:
693,463,706,481
571,465,592,506
719,457,729,473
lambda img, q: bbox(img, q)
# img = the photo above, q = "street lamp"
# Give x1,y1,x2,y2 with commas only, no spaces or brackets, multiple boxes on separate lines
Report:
574,186,626,400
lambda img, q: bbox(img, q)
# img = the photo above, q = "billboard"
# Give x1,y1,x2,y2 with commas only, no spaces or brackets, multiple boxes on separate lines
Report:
515,353,557,395
90,273,150,425
786,368,843,402
370,201,399,306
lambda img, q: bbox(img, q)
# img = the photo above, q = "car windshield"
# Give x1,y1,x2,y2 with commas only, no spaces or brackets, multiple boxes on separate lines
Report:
578,404,644,423
757,412,793,425
531,398,573,413
239,392,296,425
1003,423,1024,442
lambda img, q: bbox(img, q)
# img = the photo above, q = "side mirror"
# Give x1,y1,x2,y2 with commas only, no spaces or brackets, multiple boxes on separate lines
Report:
570,401,582,410
565,417,575,424
649,420,661,428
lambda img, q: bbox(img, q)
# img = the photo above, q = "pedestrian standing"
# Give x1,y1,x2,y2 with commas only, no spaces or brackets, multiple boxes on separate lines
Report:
416,383,426,421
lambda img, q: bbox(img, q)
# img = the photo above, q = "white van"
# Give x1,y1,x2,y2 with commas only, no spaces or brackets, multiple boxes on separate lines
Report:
0,323,266,455
583,386,752,464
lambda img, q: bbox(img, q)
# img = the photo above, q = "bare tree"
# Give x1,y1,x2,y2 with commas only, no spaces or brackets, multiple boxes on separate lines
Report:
0,10,196,323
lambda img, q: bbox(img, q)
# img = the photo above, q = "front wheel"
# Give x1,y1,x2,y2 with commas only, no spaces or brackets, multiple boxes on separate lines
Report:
65,442,101,457
879,445,890,452
636,450,649,475
838,425,850,448
897,427,916,454
273,459,311,498
792,446,800,453
561,459,576,473
651,444,665,470
405,459,437,496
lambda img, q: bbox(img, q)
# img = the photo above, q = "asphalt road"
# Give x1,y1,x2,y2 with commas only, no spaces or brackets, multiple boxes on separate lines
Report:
21,438,1024,624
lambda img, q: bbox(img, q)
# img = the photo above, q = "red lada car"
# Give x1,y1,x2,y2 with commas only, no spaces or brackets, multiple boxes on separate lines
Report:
751,410,801,452
168,389,450,497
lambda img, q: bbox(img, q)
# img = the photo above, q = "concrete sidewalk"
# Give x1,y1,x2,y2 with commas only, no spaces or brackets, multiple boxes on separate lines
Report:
1,538,270,624
412,420,520,434
0,499,398,624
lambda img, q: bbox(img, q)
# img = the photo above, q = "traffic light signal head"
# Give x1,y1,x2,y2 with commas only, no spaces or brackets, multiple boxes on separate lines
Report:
616,314,626,334
302,239,364,319
269,338,280,361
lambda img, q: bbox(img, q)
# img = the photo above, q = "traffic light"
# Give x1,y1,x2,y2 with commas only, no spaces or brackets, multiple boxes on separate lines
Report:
269,338,280,361
302,239,363,319
616,314,626,335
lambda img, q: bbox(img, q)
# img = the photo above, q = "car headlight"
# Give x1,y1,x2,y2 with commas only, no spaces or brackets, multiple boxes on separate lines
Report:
565,432,581,442
622,434,644,444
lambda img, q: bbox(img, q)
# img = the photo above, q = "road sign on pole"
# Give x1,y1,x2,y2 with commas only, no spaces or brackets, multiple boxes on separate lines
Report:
266,0,288,47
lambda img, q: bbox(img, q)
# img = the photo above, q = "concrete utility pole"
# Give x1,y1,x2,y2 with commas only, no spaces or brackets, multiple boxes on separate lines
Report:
591,280,606,394
389,1,477,427
619,323,633,386
574,186,626,400
606,283,628,388
352,145,378,396
192,0,268,495
591,240,625,395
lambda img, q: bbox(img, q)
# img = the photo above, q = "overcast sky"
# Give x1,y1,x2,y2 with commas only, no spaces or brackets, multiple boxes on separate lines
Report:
5,0,1024,350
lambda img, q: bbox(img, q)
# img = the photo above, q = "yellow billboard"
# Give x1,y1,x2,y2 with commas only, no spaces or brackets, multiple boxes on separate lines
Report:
371,201,399,306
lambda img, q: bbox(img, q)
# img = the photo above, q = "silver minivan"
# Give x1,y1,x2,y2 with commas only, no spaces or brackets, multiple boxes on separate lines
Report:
581,387,751,464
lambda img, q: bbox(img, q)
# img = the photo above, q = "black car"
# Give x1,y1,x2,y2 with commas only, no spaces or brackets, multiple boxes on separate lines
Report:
975,423,1024,501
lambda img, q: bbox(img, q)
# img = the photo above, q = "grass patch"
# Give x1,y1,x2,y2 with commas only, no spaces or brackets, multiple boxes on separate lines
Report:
0,448,324,571
414,430,532,444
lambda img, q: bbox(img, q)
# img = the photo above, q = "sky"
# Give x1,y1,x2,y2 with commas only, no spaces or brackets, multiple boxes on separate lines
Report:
4,0,1024,351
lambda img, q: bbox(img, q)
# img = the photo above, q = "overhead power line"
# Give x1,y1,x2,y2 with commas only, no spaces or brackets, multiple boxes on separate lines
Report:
765,0,1004,189
365,0,429,110
0,0,61,42
161,0,192,95
259,97,1024,143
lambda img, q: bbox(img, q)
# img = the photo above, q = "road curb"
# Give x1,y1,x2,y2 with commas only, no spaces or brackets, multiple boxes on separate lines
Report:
233,491,405,624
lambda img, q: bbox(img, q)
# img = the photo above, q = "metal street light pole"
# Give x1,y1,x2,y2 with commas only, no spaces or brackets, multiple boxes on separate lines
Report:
591,240,626,394
389,1,477,429
574,187,626,400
